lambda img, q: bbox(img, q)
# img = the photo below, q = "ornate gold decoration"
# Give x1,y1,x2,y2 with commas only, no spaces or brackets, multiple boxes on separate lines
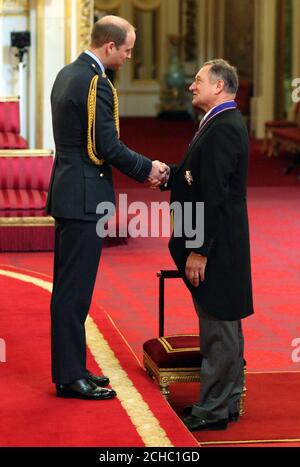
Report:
0,149,53,156
132,0,161,11
77,0,94,54
0,216,54,227
87,73,119,166
158,335,199,353
144,352,201,401
87,75,104,166
94,0,121,10
0,0,29,15
65,0,72,64
0,96,19,102
107,77,120,136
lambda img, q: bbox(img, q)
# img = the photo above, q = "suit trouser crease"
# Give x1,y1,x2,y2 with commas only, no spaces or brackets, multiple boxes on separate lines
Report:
192,300,244,420
51,218,103,384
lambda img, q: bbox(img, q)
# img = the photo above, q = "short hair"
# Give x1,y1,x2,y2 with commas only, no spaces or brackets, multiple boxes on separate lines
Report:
91,17,134,48
203,59,239,94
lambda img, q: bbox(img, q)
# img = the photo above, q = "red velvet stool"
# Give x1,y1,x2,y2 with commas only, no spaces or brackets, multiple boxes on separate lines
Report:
143,270,246,416
143,333,201,399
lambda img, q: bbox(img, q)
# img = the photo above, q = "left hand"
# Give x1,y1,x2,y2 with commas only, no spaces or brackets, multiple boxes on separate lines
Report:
185,252,207,287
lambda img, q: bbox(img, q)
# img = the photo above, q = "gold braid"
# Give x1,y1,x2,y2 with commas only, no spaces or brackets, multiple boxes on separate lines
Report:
87,71,120,166
107,77,120,138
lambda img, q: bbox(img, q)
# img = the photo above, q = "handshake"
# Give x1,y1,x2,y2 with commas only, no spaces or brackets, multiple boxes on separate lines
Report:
148,160,170,188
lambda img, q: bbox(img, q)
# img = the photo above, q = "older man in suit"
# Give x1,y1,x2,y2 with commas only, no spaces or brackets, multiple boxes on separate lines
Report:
47,15,167,400
159,59,254,430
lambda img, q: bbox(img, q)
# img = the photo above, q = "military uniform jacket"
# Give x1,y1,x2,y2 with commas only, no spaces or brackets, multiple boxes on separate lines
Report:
166,109,254,321
46,53,152,221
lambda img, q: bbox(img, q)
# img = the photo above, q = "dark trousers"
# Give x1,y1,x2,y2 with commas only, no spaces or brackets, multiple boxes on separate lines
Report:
50,218,103,384
192,299,244,420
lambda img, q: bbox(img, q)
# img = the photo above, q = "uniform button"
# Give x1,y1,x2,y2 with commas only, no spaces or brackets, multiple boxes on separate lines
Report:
99,173,104,177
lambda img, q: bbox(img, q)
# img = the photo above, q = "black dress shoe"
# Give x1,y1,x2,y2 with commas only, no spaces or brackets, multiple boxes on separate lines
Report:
183,405,239,422
228,412,239,422
183,414,228,431
182,405,193,416
56,378,116,400
86,370,110,387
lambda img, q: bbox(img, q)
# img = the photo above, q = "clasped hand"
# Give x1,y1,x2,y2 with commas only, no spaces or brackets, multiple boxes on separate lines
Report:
148,160,170,188
185,252,207,287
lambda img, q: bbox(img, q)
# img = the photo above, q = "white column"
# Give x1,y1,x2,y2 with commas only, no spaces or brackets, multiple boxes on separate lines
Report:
0,15,4,95
28,4,37,148
251,0,277,138
35,0,65,149
43,0,65,149
70,0,78,62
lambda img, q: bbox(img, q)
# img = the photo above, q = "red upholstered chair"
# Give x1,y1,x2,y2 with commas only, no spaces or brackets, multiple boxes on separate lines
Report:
143,270,246,417
270,126,300,174
0,97,28,149
263,102,300,156
0,149,54,251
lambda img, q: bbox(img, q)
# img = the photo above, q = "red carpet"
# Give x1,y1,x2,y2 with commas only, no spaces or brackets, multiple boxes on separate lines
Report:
0,268,197,447
169,372,300,447
2,266,300,447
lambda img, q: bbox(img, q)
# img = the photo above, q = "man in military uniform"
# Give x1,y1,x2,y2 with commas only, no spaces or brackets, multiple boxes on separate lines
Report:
47,15,167,400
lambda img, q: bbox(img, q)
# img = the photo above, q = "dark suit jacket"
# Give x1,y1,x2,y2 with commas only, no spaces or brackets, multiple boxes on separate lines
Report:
46,53,152,221
166,109,254,321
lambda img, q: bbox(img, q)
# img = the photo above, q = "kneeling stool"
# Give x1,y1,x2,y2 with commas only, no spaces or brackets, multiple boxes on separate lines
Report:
143,270,246,417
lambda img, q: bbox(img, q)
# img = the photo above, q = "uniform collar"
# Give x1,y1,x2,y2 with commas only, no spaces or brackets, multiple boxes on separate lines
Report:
84,50,105,74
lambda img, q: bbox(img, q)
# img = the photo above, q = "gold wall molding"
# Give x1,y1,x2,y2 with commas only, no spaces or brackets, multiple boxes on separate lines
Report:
77,0,94,54
0,96,19,101
132,0,161,11
0,0,29,14
94,0,121,10
0,216,54,226
0,149,53,156
65,0,71,64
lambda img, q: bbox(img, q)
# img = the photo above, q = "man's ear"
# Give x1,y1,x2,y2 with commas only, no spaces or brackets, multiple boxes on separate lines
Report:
106,41,116,55
215,79,225,95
